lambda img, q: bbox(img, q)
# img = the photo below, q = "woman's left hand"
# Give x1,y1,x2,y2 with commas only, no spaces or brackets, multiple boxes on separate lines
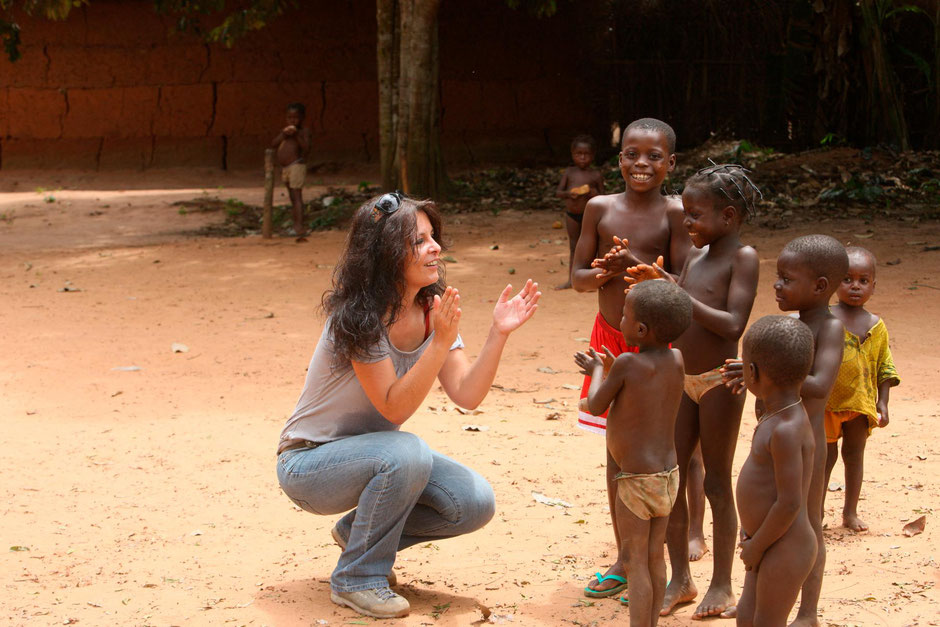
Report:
493,279,541,335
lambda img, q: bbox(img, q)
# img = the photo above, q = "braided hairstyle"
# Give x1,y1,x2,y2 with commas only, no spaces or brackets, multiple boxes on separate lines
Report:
684,162,763,221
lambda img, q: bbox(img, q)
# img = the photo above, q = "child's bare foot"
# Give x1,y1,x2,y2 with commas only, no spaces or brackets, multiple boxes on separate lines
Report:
720,605,737,618
688,536,709,562
788,617,820,627
691,585,735,620
554,280,572,291
660,578,697,616
842,513,869,532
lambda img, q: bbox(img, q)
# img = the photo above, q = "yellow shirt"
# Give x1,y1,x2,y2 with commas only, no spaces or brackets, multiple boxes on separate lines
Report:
826,318,900,420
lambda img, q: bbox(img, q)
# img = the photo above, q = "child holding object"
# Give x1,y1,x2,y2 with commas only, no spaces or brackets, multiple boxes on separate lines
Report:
574,280,692,626
555,135,605,290
271,102,312,241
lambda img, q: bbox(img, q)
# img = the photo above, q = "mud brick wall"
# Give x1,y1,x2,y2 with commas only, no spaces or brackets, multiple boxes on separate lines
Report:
0,0,592,171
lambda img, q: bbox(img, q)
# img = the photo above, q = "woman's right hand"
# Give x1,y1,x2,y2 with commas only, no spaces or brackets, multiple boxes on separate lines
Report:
431,286,461,347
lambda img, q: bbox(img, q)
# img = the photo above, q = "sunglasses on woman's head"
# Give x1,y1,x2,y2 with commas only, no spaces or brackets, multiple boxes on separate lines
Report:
371,191,404,222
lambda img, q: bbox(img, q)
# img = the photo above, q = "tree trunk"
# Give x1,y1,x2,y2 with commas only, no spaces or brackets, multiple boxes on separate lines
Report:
376,0,448,198
857,0,910,150
934,1,939,146
377,0,399,191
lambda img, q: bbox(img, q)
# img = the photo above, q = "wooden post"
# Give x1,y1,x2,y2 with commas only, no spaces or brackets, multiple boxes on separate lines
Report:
262,148,275,239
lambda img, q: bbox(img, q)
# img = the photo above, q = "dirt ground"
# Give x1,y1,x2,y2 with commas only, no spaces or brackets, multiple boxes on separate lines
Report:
2,169,938,627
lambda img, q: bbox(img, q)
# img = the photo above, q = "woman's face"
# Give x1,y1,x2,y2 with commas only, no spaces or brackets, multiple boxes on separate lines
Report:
404,210,442,289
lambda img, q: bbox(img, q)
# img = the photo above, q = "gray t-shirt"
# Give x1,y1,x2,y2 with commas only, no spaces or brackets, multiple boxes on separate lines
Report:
277,317,464,453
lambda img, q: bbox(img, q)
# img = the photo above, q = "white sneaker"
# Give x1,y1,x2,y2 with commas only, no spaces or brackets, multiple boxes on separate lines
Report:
331,525,398,587
331,587,410,619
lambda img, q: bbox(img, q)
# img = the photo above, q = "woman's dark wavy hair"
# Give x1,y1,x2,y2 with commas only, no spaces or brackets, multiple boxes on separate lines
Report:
322,194,447,363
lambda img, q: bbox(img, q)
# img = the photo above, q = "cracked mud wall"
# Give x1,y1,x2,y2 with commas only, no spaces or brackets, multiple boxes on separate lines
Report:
0,0,591,171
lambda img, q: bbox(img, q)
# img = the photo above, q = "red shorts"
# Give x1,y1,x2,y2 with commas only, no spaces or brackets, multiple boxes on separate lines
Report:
578,312,639,433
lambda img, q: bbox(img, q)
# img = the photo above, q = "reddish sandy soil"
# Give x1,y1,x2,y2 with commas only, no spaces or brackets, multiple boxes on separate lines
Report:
2,169,938,626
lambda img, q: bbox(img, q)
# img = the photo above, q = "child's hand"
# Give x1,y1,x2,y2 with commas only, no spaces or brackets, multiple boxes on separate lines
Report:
876,404,889,427
738,533,763,571
591,236,638,278
720,358,746,395
574,348,605,376
598,345,615,374
623,256,670,292
492,280,540,335
431,286,461,346
283,125,297,136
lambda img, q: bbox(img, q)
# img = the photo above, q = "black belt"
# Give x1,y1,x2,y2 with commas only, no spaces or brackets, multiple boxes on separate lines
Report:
281,440,323,453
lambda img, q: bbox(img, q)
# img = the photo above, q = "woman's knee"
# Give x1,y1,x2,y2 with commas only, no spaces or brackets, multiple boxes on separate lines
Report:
376,432,434,482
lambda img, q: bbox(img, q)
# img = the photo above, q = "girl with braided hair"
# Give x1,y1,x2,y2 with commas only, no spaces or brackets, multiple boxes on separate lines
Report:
625,163,762,618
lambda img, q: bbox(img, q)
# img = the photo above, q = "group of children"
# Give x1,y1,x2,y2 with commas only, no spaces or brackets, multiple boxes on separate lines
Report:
563,118,900,626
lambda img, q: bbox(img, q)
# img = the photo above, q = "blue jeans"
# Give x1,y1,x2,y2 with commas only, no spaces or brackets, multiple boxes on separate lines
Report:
276,430,495,593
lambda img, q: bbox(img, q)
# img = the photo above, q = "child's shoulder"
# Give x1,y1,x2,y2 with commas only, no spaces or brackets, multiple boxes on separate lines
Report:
664,194,683,211
732,243,760,264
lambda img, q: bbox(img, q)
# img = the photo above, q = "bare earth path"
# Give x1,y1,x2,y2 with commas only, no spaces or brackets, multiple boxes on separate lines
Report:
2,170,938,626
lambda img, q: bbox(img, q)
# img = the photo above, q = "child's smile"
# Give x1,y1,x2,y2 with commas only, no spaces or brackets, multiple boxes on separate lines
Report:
681,186,726,248
618,128,675,192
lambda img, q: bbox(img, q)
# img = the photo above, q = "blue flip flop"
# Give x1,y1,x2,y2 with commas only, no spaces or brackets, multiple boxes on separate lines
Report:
583,572,628,598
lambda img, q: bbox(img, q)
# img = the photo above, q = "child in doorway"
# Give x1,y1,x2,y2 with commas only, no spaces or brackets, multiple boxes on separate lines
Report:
735,315,818,627
555,135,605,290
271,102,312,241
824,246,900,532
625,163,762,619
724,234,847,625
571,118,690,597
574,280,692,626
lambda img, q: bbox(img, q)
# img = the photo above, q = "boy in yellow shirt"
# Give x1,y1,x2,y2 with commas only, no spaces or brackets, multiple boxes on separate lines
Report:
824,246,900,532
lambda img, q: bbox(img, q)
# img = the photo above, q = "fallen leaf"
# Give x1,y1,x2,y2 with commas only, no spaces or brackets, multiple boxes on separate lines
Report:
545,412,561,420
537,366,558,374
828,481,844,492
462,424,489,432
854,232,875,239
552,220,563,229
171,343,189,353
902,516,926,537
561,384,580,390
885,258,902,266
489,244,499,250
532,491,573,508
455,407,482,415
533,398,556,404
111,366,141,372
508,268,516,274
9,545,30,552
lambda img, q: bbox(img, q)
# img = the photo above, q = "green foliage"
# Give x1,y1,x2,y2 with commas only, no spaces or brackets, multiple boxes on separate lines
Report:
820,133,846,147
733,140,775,161
0,18,21,62
152,0,296,47
818,175,886,203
